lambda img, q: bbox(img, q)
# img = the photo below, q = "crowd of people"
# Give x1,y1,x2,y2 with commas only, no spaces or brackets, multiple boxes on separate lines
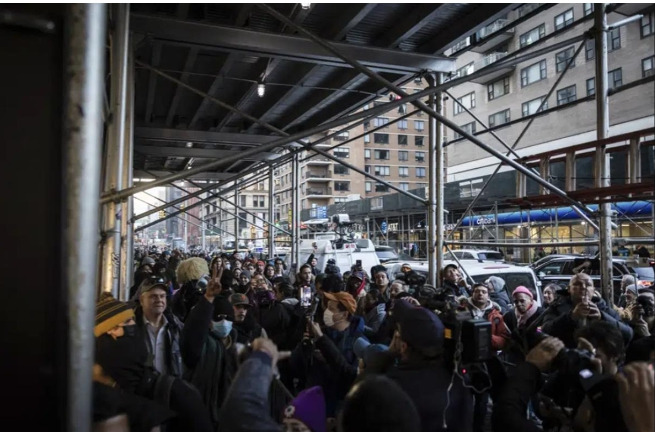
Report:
93,247,654,432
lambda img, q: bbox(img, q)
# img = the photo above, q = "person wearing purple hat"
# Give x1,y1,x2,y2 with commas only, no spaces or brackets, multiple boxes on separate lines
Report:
219,338,326,432
502,286,545,365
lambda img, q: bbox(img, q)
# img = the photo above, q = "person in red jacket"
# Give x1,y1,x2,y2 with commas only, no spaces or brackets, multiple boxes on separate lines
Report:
461,283,510,350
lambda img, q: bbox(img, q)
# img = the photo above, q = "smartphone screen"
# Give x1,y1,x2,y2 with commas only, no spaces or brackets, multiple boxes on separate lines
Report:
301,286,312,307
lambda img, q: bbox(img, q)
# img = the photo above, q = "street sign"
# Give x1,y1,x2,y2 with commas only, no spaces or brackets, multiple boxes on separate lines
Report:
381,221,388,234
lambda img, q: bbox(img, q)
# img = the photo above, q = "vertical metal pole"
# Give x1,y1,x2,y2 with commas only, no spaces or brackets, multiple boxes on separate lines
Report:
63,4,106,431
100,3,129,295
293,153,300,268
595,4,614,304
184,201,188,250
202,219,206,250
234,183,240,254
119,37,135,299
427,73,442,287
269,167,275,258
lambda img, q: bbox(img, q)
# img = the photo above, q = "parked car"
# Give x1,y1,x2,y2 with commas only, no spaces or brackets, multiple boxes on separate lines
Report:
533,256,638,303
633,264,654,289
386,260,543,307
375,245,399,263
443,249,505,262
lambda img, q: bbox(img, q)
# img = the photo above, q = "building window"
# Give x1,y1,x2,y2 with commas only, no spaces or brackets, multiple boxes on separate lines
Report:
334,181,350,192
415,136,424,147
399,182,409,191
365,165,371,173
583,3,594,16
416,167,426,178
585,39,594,60
398,150,408,161
374,149,390,160
415,152,425,162
608,28,621,51
398,134,407,145
586,78,595,96
488,77,510,100
641,12,654,37
643,56,655,78
334,165,349,175
365,182,371,192
557,84,577,105
454,92,476,115
374,166,390,176
554,8,574,31
414,120,425,131
334,131,349,141
364,134,370,143
608,68,622,89
240,196,247,207
488,109,510,127
555,46,575,73
375,183,389,192
455,62,474,78
519,24,545,47
374,133,389,144
333,197,347,203
399,166,409,177
238,212,248,229
398,119,408,130
333,147,350,158
363,120,370,130
521,60,547,87
454,122,476,139
522,96,548,117
364,149,371,159
373,117,389,127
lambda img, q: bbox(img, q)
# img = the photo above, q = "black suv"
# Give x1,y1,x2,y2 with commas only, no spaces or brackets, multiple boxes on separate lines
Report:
534,255,637,302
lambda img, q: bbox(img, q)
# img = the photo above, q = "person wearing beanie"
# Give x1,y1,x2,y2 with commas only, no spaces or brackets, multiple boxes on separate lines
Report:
170,257,210,322
219,338,323,432
502,286,545,365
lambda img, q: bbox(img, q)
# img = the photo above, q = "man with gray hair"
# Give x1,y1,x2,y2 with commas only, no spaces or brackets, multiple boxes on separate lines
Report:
389,280,409,299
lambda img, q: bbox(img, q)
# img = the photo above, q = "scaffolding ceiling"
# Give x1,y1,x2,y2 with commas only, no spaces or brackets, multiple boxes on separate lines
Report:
129,3,516,180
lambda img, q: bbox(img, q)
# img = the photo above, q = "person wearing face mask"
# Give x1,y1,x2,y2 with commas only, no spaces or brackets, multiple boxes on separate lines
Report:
180,261,240,430
95,294,212,432
294,286,365,417
541,273,633,348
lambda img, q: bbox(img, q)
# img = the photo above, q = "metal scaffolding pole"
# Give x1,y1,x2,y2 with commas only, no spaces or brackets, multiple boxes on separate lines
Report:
595,4,614,304
62,4,106,432
100,3,129,295
447,240,602,248
119,37,135,299
269,168,275,258
427,73,441,286
234,180,240,254
293,153,300,268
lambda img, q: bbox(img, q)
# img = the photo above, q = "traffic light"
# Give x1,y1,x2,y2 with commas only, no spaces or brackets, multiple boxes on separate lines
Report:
159,210,165,219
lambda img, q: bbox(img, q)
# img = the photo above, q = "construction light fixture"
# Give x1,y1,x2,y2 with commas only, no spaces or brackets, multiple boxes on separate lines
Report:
300,3,311,9
257,81,265,97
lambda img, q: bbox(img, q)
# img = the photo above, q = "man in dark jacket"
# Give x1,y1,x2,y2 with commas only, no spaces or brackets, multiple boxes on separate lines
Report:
134,275,184,377
383,299,474,432
440,264,469,297
541,273,633,347
503,286,544,365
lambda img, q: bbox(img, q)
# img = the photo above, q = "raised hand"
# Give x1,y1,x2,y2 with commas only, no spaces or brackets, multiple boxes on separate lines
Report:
204,259,223,302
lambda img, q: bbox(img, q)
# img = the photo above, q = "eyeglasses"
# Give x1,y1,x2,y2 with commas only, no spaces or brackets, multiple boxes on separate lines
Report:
145,275,166,285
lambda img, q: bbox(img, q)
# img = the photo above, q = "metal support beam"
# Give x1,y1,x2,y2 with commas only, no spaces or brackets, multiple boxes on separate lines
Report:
134,145,278,160
100,4,129,296
119,38,135,299
628,138,641,184
447,240,602,248
234,181,240,254
62,4,106,432
130,12,455,74
595,4,614,304
135,127,278,146
293,153,300,269
565,153,576,191
427,74,441,286
269,168,275,258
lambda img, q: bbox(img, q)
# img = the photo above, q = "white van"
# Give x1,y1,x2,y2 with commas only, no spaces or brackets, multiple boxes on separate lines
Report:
298,238,380,275
387,260,543,307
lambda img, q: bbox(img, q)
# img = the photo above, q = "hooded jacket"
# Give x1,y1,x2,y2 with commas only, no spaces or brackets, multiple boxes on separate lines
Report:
486,276,512,314
463,298,510,350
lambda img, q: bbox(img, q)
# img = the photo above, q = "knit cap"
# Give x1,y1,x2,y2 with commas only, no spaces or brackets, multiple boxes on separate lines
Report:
283,386,326,432
94,294,134,337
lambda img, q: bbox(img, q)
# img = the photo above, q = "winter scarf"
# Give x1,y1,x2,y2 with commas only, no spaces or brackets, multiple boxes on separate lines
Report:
516,301,539,328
